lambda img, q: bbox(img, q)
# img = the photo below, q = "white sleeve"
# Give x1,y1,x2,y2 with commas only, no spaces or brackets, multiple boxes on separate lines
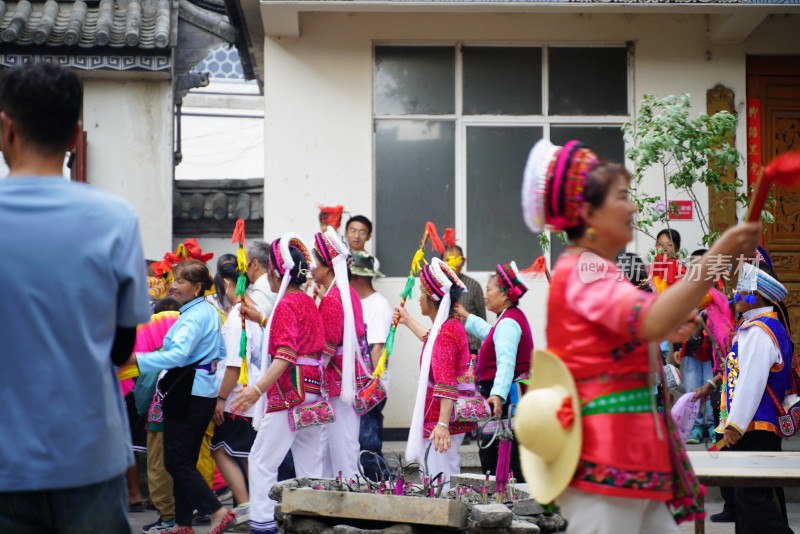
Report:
223,305,243,368
726,325,782,434
250,289,276,317
366,298,393,345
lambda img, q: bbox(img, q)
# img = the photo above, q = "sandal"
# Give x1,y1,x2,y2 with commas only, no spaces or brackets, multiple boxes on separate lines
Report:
209,511,236,534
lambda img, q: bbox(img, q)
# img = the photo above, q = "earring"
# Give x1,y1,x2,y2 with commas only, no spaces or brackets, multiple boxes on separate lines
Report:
744,293,758,305
586,227,597,241
734,291,742,302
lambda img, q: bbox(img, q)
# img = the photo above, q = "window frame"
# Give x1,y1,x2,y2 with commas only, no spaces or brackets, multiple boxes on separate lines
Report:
372,41,635,277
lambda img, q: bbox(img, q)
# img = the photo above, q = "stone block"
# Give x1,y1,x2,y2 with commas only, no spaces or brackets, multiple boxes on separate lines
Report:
282,488,469,529
534,514,567,534
331,525,418,534
509,519,541,534
470,504,513,528
285,515,334,534
451,474,496,494
270,478,301,502
512,499,544,517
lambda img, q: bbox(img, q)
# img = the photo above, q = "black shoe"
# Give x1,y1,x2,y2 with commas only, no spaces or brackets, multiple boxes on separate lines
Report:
710,510,735,523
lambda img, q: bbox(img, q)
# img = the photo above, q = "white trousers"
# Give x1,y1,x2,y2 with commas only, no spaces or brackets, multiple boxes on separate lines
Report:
249,394,324,533
559,487,680,534
321,397,362,480
418,433,464,492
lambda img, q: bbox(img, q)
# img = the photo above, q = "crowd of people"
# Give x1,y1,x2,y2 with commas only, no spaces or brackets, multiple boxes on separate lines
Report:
3,62,798,534
125,210,537,534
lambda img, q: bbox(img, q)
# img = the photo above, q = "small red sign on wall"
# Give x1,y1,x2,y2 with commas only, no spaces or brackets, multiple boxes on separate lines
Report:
669,200,693,220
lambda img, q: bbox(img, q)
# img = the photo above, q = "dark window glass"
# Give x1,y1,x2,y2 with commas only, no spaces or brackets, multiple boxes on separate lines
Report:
375,47,455,115
550,125,626,162
548,125,626,263
462,47,542,115
375,120,456,277
548,48,628,116
466,126,544,271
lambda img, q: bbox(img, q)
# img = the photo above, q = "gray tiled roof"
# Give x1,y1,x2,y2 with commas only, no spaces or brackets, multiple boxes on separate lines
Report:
173,178,263,237
0,0,177,49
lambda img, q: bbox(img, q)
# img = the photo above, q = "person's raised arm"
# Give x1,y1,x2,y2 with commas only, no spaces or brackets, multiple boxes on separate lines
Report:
393,306,428,341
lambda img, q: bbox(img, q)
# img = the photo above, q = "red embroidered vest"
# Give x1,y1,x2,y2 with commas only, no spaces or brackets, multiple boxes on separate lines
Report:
476,306,533,383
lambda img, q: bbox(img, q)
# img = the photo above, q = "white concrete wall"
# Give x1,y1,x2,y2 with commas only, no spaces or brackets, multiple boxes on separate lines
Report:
83,80,174,259
176,79,264,181
259,12,799,428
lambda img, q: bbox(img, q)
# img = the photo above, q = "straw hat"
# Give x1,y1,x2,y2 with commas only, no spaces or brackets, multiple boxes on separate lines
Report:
514,349,581,504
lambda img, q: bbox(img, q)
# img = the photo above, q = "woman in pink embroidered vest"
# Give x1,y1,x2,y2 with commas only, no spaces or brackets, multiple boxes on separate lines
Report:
231,234,325,534
311,227,370,480
518,138,760,532
394,258,476,490
455,261,533,482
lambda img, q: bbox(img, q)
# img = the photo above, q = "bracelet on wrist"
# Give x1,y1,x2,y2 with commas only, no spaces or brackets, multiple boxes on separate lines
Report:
260,314,267,328
706,378,719,392
253,383,264,396
218,396,227,401
435,421,449,429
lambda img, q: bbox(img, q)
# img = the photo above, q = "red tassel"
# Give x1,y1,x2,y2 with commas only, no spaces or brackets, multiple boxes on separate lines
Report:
765,151,800,187
522,256,547,276
319,205,345,230
425,222,446,254
748,151,800,222
231,219,246,245
360,378,378,402
151,259,172,278
443,228,457,250
182,238,214,263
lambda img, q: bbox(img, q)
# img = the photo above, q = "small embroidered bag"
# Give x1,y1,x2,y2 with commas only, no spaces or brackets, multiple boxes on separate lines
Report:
287,357,336,431
765,384,800,438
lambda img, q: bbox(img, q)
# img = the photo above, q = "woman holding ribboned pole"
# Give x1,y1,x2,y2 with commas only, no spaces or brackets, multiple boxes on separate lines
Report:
394,258,477,489
232,235,326,534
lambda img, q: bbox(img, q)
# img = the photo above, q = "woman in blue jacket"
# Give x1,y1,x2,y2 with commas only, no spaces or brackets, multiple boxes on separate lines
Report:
132,259,234,534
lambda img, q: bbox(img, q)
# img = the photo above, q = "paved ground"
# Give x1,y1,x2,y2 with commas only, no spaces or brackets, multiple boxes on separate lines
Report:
129,438,800,533
128,503,800,533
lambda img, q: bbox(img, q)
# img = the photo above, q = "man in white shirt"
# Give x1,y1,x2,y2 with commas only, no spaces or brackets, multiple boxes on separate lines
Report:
717,252,794,534
350,251,392,480
246,241,277,319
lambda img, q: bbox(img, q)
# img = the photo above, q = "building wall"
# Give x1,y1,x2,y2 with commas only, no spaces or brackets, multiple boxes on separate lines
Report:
83,80,174,259
259,12,798,428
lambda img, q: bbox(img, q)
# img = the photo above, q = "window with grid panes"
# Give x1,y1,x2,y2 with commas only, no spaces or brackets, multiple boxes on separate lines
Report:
374,45,630,276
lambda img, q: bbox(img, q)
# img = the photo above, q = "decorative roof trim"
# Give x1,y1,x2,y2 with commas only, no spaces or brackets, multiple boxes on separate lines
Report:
0,45,172,71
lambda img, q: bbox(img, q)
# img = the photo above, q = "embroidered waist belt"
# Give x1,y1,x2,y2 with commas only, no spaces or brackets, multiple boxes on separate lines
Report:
582,387,652,416
428,381,476,393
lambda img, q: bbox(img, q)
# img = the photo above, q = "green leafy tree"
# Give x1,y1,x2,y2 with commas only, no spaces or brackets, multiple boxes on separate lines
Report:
623,94,769,251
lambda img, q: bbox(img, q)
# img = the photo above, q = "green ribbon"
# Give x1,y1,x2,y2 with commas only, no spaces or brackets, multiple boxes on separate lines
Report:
582,387,652,416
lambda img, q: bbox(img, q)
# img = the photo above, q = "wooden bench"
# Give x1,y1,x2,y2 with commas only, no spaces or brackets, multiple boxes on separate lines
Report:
688,451,800,534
